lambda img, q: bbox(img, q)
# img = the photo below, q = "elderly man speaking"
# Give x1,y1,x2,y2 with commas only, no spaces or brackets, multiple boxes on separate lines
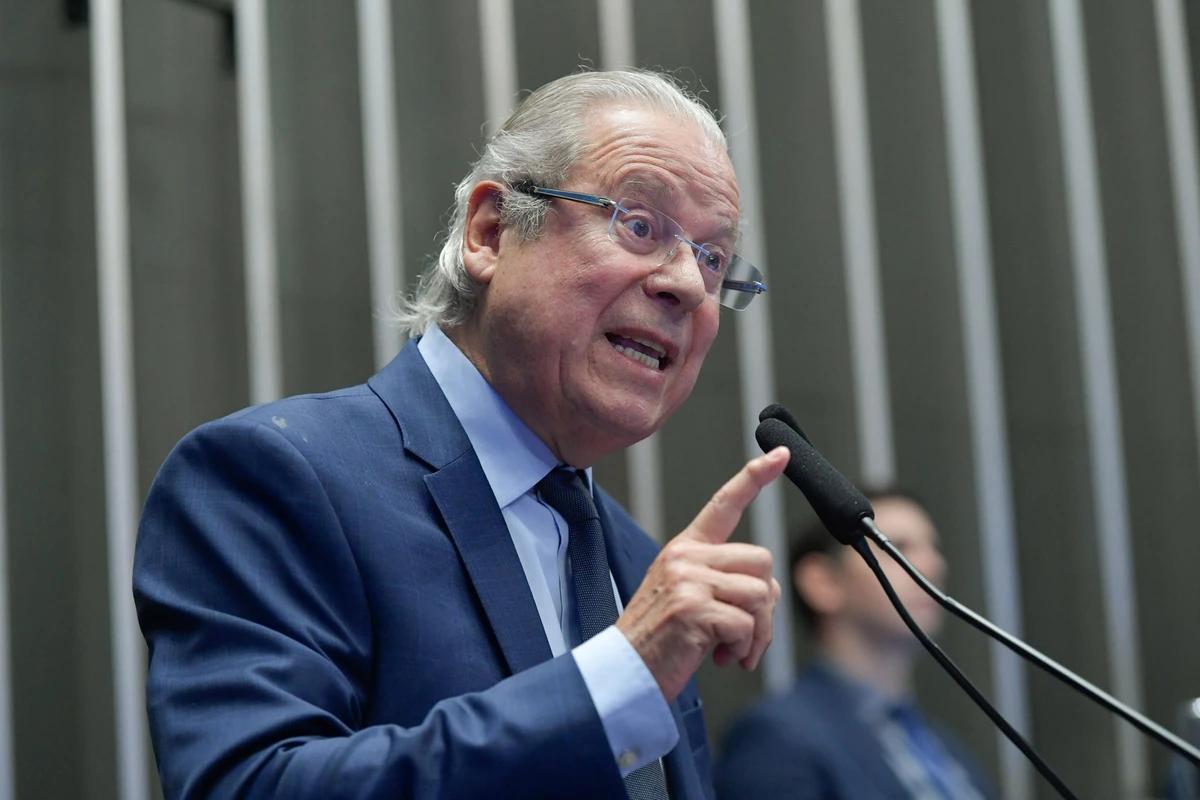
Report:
134,70,787,800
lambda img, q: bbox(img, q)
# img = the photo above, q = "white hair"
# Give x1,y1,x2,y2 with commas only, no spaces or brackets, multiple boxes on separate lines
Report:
391,69,729,337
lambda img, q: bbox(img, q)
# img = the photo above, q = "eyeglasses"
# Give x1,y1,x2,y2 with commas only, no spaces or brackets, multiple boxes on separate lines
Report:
512,181,767,310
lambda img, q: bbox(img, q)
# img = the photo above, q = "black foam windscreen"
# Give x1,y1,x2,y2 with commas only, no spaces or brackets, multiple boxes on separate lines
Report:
758,403,810,443
754,416,873,545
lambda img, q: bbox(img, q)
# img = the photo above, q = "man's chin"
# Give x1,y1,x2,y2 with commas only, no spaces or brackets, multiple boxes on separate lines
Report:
583,403,667,452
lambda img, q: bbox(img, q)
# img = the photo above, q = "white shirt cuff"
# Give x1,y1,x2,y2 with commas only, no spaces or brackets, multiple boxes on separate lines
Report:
573,625,679,775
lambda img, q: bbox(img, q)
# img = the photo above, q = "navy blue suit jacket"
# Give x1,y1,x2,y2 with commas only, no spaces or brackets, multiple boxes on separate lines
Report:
715,664,993,799
134,342,713,799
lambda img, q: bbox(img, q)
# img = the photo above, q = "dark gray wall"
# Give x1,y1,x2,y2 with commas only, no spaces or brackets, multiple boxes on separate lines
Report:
0,5,114,799
2,1,1198,798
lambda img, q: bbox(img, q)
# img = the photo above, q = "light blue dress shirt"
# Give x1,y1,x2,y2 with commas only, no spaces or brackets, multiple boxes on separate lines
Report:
418,325,678,775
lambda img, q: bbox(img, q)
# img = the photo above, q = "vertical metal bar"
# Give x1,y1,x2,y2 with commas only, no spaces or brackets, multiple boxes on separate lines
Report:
0,149,15,800
89,2,149,799
1047,0,1147,792
1154,0,1200,473
933,2,1032,797
357,0,406,369
596,0,666,541
235,0,283,403
597,0,634,70
713,0,793,694
478,0,517,136
823,0,896,485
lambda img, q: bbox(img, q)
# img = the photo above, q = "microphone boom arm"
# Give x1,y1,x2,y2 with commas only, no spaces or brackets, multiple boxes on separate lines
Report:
861,516,1200,767
852,538,1078,799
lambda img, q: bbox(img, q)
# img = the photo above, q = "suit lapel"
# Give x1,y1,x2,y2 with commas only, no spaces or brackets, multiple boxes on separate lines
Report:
370,343,553,677
374,345,708,796
426,458,554,675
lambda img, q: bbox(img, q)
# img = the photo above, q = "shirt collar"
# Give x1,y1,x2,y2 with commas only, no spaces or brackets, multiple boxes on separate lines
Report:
810,658,906,724
418,325,591,507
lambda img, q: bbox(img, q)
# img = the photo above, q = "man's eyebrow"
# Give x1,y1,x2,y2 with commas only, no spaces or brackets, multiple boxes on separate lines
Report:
613,175,673,205
615,174,742,243
712,220,742,245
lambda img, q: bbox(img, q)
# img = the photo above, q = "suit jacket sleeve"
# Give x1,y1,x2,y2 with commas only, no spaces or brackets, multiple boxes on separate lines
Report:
134,418,625,800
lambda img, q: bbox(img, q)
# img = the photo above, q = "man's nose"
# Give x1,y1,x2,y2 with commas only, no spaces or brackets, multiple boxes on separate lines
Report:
922,549,948,586
645,242,707,311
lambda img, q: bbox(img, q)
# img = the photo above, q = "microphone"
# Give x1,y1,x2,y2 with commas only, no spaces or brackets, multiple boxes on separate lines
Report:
754,416,871,545
757,404,1200,773
758,402,810,442
754,413,1078,799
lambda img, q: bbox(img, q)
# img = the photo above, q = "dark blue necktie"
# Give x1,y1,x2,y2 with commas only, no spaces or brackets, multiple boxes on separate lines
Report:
538,468,670,800
890,703,973,799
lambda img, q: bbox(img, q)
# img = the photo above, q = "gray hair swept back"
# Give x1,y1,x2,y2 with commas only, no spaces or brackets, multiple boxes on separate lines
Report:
391,69,729,337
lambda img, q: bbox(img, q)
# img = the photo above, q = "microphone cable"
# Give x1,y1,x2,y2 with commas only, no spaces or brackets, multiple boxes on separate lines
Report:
860,515,1200,768
756,412,1078,797
758,403,1200,767
850,536,1078,800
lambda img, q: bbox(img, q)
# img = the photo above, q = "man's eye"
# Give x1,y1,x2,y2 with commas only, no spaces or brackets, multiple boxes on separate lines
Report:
624,216,655,239
699,247,728,274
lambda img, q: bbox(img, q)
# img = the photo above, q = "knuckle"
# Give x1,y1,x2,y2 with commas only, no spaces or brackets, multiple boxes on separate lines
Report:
668,581,707,613
660,539,684,561
663,557,690,586
750,546,773,573
662,538,696,565
751,579,771,607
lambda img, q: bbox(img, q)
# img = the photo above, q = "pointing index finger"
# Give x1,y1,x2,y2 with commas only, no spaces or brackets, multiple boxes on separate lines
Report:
684,446,789,545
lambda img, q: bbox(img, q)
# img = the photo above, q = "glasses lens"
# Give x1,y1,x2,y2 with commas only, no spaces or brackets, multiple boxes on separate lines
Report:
610,197,766,310
719,257,767,310
608,199,678,259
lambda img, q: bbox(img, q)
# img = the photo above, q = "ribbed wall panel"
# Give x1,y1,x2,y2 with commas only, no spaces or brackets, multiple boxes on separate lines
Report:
0,2,1195,796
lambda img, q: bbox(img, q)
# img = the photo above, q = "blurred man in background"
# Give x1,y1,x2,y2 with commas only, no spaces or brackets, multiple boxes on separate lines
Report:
716,489,994,799
134,69,786,800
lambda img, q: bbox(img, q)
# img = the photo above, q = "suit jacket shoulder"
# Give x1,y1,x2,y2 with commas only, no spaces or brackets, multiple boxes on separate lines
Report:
136,343,636,799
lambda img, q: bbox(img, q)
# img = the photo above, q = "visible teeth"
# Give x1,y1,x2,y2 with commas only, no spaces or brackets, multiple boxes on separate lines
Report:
628,336,666,357
613,343,661,370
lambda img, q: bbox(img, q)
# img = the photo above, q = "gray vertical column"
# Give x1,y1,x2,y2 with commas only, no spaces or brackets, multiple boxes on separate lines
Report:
1046,0,1146,792
358,0,406,369
0,152,13,800
823,0,895,485
89,2,149,799
712,0,792,694
1155,0,1200,472
596,0,666,539
236,0,283,404
932,2,1031,798
597,0,634,70
479,0,517,134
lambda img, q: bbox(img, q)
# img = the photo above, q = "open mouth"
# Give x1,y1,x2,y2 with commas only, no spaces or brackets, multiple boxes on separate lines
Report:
605,333,670,371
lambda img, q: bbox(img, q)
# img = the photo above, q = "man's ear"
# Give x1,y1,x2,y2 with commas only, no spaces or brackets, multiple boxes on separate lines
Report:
463,181,506,285
795,554,844,618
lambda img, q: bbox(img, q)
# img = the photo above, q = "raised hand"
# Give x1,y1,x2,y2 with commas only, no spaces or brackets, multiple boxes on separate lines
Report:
616,446,789,701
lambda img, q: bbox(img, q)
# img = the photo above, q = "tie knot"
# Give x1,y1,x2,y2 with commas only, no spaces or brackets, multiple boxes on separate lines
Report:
537,468,599,526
